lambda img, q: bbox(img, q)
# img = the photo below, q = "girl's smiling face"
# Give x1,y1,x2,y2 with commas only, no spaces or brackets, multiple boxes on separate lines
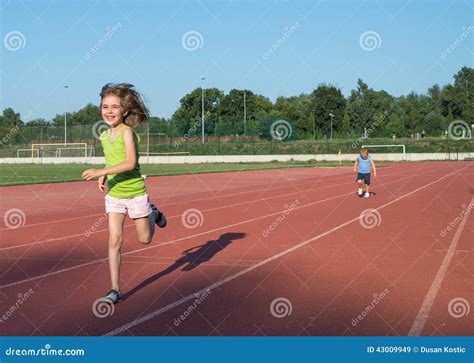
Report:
101,95,125,127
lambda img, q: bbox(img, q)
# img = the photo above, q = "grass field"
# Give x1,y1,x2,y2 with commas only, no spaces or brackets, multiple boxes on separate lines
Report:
0,161,354,186
2,137,473,158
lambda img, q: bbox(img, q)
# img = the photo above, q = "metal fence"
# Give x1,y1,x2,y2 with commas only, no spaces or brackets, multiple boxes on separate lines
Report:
0,124,473,158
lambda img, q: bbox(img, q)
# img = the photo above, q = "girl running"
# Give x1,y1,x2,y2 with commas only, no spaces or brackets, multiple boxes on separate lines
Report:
354,147,377,198
81,83,166,304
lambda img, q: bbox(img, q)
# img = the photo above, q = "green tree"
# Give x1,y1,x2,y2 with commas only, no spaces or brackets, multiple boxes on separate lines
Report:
71,103,101,124
274,94,310,139
347,80,395,137
149,117,170,136
25,118,50,126
342,112,350,132
51,103,101,126
257,110,295,140
172,87,224,137
52,113,70,126
308,85,346,139
428,84,442,109
1,108,22,126
447,106,454,124
385,113,405,138
219,89,272,135
452,66,474,122
420,111,446,136
408,108,416,131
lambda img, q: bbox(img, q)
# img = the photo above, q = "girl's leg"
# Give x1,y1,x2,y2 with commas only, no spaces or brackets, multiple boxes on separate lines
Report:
133,213,155,244
108,213,126,291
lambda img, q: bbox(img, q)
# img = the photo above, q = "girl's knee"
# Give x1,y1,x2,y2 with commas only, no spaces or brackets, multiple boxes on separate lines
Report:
138,233,152,244
109,233,123,249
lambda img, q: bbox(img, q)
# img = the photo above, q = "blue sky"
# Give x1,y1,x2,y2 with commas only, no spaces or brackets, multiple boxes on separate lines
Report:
1,0,472,121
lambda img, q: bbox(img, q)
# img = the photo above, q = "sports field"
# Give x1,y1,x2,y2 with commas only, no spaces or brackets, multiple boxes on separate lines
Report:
1,161,472,336
0,161,353,186
2,0,473,359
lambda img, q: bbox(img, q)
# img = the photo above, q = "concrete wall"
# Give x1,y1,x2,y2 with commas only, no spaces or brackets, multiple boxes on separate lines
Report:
1,152,473,164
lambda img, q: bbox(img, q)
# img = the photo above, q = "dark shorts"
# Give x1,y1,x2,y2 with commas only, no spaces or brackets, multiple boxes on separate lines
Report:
356,172,371,185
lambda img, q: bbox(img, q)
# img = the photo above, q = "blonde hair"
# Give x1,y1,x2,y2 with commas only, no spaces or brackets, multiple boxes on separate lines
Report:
100,83,149,127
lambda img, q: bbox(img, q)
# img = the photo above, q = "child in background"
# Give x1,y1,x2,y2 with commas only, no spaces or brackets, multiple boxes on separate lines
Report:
81,83,166,304
354,147,377,198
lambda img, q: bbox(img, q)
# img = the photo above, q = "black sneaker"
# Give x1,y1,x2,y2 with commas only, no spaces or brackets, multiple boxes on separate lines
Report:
151,204,167,228
104,289,123,304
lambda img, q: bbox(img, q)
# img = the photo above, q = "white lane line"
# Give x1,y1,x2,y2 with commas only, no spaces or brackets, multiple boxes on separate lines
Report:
0,190,354,290
104,168,465,336
0,166,458,290
0,171,353,231
0,168,431,251
1,180,354,250
408,195,474,336
0,166,419,231
0,169,353,228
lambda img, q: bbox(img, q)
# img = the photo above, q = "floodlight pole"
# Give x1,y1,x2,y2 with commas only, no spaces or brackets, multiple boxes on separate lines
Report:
329,112,334,140
64,85,69,145
201,77,206,144
243,91,247,135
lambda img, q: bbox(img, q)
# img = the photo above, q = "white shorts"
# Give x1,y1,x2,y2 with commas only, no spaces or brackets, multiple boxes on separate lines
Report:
105,194,152,219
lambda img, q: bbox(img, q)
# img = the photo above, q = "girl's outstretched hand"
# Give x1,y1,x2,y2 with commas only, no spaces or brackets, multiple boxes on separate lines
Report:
98,175,107,192
81,168,104,181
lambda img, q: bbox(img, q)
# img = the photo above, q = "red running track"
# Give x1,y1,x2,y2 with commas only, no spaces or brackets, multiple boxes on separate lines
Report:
0,162,472,336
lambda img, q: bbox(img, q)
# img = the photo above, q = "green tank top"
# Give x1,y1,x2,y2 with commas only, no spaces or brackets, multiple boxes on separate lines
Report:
100,126,146,199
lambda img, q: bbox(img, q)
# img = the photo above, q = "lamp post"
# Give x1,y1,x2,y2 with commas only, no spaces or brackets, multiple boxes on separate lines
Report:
329,112,334,140
64,85,69,145
243,91,247,136
201,77,206,144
